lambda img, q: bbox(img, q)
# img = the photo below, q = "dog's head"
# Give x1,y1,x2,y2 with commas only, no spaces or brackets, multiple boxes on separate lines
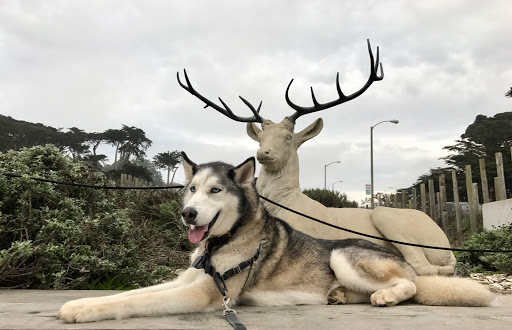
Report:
181,152,256,243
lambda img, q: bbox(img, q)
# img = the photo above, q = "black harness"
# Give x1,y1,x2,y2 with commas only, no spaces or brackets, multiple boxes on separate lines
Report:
192,234,261,296
191,232,261,330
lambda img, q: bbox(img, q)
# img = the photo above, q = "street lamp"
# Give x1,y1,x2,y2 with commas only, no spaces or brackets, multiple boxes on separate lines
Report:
332,180,343,191
324,161,341,190
371,119,399,209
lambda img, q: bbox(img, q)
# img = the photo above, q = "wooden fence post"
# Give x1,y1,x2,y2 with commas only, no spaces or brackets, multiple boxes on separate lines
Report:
412,187,417,210
479,158,490,203
420,183,427,213
439,174,448,230
495,152,507,201
451,170,462,235
436,192,441,225
428,179,436,220
494,177,501,202
465,165,478,234
471,182,479,233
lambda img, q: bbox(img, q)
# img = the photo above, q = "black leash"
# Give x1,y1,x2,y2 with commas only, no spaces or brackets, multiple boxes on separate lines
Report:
1,173,183,190
2,172,511,253
259,195,512,253
223,304,247,330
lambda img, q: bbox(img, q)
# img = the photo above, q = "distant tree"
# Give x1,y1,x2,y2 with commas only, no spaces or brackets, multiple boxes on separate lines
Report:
302,188,358,208
440,112,512,200
506,87,512,98
411,167,463,202
83,154,108,170
103,128,127,164
132,159,165,186
86,132,104,156
0,115,62,152
118,125,152,161
81,132,108,169
58,127,90,161
104,161,153,183
443,113,512,166
153,151,181,185
360,192,392,208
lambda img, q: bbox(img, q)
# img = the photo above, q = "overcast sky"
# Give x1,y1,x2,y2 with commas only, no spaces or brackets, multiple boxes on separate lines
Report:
1,0,511,204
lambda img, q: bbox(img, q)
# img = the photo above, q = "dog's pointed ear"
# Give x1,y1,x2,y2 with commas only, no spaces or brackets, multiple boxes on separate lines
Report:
181,152,199,183
230,157,255,185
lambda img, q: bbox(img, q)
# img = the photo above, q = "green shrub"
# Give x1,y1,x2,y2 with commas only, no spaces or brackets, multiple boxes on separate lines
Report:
302,188,358,208
0,145,191,289
455,224,512,275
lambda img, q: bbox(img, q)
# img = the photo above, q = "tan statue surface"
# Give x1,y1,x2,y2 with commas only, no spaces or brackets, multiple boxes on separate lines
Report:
247,118,455,276
178,40,456,276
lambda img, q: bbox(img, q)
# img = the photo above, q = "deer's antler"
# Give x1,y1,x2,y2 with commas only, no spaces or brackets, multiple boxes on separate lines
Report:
285,39,384,123
177,69,268,123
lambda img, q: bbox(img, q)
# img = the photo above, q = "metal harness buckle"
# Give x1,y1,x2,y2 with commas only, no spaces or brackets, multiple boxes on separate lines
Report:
222,296,237,315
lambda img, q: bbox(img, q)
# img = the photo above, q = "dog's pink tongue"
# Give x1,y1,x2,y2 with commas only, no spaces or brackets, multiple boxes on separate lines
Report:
188,224,209,243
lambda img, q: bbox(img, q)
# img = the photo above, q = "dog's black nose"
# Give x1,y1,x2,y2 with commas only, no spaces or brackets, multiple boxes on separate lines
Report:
182,207,198,224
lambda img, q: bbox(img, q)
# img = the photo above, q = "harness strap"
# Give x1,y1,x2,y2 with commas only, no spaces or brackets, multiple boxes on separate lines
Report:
192,243,261,296
221,244,261,281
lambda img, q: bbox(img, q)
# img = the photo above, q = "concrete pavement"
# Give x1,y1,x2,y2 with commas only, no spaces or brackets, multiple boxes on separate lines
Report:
1,289,511,329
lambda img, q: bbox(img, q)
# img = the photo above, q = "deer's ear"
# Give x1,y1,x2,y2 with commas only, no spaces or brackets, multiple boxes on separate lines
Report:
297,118,323,146
246,123,262,142
181,152,199,183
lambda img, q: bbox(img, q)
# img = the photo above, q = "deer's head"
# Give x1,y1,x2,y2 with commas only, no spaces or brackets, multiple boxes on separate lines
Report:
246,118,323,173
178,39,383,174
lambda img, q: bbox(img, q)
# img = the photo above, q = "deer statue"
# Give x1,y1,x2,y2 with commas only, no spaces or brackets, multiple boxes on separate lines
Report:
177,40,456,276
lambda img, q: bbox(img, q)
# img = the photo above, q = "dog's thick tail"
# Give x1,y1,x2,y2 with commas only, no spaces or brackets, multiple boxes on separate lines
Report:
413,276,494,306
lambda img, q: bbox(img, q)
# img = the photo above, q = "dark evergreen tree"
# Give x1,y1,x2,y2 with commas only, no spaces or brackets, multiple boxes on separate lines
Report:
153,150,181,185
118,125,152,161
103,128,128,164
441,112,512,200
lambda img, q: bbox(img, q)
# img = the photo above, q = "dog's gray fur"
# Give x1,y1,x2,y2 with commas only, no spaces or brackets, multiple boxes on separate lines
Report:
58,154,493,323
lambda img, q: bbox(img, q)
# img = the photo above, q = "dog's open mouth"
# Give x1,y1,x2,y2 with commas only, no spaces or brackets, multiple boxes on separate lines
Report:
188,212,220,243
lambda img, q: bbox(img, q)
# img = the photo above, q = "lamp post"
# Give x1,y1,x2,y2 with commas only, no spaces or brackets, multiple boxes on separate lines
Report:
332,180,343,191
371,119,399,209
324,161,341,190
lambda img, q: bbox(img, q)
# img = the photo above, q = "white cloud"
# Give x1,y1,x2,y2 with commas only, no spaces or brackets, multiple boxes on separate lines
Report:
1,0,511,203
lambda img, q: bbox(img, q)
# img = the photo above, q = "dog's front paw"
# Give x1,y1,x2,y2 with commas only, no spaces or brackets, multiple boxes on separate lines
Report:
58,298,117,323
370,289,398,307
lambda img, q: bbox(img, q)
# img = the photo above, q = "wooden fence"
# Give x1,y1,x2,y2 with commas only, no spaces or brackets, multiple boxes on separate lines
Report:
384,148,511,235
119,174,151,188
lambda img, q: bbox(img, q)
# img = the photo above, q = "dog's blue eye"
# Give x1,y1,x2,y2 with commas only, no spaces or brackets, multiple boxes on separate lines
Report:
211,187,221,193
190,186,196,192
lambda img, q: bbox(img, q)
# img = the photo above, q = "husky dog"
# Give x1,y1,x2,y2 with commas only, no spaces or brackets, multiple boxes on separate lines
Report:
58,153,493,323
